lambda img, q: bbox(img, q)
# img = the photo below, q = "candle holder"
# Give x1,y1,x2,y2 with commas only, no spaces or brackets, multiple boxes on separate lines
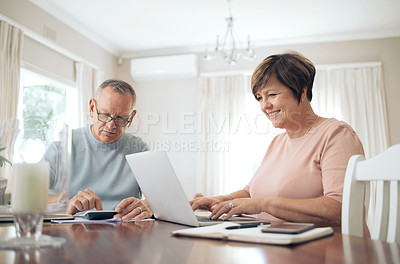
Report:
0,119,67,249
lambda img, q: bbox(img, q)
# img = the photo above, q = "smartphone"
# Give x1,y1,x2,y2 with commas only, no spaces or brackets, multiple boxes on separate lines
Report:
261,222,314,234
74,210,117,220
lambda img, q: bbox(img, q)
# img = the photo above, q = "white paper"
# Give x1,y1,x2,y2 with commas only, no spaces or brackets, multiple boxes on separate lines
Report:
51,218,155,224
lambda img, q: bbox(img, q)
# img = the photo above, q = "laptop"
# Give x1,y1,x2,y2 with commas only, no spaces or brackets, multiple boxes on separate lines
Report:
125,151,264,227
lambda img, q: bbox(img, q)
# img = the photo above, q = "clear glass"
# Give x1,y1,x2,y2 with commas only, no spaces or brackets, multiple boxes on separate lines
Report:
44,121,71,214
17,71,74,212
0,176,7,205
0,118,67,249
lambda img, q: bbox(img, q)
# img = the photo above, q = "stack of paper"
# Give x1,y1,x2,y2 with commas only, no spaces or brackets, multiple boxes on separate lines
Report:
0,213,74,223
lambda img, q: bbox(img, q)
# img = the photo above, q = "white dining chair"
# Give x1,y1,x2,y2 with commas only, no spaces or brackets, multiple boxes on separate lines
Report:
342,144,400,244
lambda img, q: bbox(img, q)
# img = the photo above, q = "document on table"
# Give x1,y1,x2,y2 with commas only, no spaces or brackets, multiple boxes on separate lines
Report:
51,218,155,224
0,213,74,223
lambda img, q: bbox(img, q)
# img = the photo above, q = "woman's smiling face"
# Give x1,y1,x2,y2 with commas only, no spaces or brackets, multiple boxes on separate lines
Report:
255,75,303,131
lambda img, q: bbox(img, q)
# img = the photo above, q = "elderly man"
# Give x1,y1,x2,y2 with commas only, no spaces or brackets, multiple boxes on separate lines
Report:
44,79,151,220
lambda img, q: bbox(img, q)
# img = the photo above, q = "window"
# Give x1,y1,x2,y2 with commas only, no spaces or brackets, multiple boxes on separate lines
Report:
198,75,284,195
223,89,283,192
14,70,78,162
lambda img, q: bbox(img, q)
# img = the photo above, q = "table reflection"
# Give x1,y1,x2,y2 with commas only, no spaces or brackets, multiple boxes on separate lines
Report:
341,234,400,264
1,221,398,264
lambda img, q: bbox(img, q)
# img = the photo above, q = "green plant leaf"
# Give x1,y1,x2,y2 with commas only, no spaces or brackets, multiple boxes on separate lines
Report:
0,147,12,167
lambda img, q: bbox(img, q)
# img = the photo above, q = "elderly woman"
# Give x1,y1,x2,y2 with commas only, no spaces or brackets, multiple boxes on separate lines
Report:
190,51,364,228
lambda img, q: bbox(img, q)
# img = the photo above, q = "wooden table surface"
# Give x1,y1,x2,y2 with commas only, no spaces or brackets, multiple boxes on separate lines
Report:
0,220,399,264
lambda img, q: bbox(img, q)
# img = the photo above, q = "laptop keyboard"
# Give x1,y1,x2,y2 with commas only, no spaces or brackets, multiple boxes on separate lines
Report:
196,215,262,223
197,215,224,222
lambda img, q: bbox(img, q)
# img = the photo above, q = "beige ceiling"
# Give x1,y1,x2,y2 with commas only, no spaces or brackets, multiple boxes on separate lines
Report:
31,0,400,57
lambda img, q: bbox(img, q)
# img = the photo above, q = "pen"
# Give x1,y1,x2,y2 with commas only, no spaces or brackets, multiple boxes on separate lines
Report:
225,222,270,230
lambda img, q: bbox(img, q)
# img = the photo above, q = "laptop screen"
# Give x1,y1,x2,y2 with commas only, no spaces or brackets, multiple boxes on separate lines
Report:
126,151,200,226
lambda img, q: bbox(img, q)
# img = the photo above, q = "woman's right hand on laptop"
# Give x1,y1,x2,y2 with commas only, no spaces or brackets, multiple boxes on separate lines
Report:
190,196,229,212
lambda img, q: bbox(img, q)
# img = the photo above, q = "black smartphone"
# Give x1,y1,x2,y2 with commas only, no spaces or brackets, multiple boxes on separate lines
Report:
74,210,117,220
261,223,315,234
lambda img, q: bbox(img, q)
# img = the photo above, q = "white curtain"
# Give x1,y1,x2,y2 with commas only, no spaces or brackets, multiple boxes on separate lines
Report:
197,74,274,196
313,62,389,158
75,62,104,127
313,62,390,232
0,20,23,187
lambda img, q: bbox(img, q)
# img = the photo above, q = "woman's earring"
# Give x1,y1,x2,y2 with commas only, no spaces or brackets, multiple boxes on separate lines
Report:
301,98,304,103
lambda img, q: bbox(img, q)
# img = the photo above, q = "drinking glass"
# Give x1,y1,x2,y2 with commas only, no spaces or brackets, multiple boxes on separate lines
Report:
0,118,68,249
0,176,7,205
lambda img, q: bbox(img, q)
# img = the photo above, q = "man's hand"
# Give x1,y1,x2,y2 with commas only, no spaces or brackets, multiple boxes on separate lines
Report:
67,188,103,215
114,197,152,220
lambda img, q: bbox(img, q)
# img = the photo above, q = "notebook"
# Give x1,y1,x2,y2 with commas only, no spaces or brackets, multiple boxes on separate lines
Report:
125,151,265,227
172,222,334,245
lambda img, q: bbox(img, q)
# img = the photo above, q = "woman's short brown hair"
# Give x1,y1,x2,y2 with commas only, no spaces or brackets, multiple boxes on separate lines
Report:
251,51,316,103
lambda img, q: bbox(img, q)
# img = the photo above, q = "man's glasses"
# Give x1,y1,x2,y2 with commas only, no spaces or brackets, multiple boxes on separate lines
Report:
94,100,133,127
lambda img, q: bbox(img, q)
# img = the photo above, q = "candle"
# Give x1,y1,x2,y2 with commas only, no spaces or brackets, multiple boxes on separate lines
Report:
12,162,49,214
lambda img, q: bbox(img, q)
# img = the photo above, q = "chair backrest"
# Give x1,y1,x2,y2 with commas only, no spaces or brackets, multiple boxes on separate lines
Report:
342,144,400,244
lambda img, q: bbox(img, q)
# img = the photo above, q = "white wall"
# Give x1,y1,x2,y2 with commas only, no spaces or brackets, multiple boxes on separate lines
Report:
0,0,117,82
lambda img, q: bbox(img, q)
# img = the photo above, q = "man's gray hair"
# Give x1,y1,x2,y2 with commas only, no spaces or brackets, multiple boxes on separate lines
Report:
95,79,136,105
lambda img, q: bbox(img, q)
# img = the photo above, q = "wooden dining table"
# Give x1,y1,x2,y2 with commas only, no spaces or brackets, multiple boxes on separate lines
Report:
0,220,399,264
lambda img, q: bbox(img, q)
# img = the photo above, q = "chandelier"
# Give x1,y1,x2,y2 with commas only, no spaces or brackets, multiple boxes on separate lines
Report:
204,0,256,65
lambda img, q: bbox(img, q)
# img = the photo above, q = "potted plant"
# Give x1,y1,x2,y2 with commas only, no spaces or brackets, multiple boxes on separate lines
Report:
0,146,11,205
0,147,12,168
